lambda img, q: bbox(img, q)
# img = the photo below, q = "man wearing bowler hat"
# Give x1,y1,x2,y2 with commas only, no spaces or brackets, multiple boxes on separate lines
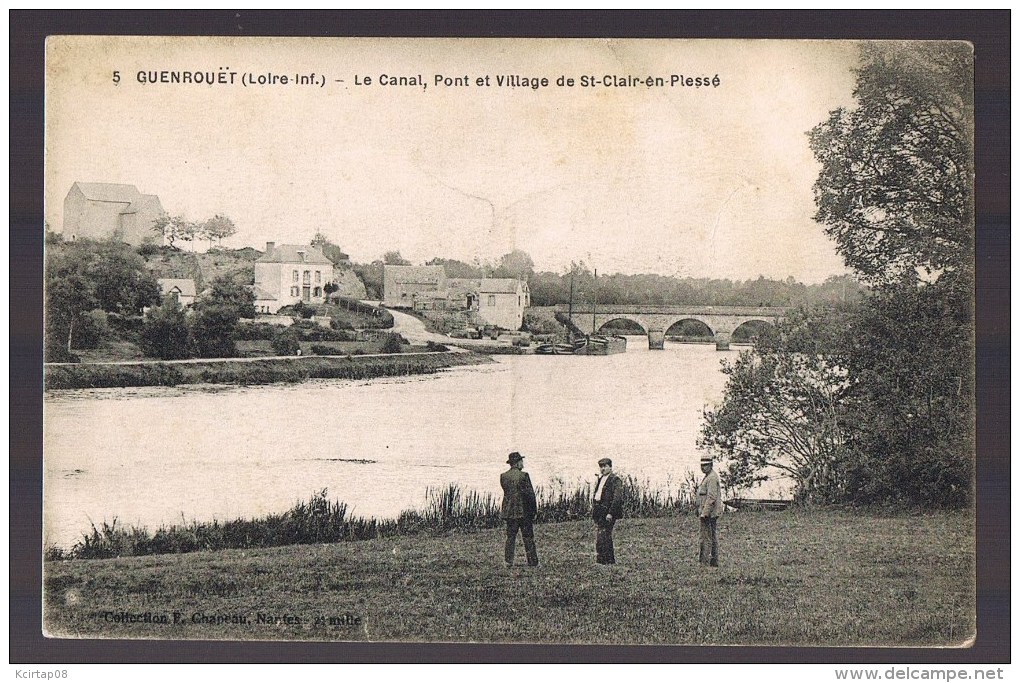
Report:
697,454,724,567
500,451,539,568
592,457,625,565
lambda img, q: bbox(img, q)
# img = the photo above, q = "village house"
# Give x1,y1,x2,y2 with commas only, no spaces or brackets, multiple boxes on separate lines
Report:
253,242,334,314
450,278,531,330
62,182,165,246
382,265,447,308
384,265,530,330
156,278,197,308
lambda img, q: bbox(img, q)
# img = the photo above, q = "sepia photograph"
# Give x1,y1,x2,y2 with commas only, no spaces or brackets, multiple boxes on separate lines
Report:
38,35,978,648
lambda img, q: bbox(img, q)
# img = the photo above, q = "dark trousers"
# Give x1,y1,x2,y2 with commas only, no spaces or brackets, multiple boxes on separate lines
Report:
505,518,538,566
699,516,719,566
595,518,616,564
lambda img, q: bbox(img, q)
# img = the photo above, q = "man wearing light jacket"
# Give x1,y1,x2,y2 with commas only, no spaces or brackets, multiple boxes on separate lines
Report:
697,454,724,567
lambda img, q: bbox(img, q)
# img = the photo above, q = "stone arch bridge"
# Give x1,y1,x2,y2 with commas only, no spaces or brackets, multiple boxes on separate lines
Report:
556,304,787,350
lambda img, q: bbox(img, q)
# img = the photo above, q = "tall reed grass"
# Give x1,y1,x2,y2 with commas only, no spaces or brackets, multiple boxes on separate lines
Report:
49,475,700,561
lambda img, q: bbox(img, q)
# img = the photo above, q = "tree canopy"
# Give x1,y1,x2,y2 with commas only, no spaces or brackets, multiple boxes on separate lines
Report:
701,43,975,507
45,238,161,360
383,251,411,266
311,231,350,266
492,249,535,280
202,214,238,247
808,42,974,286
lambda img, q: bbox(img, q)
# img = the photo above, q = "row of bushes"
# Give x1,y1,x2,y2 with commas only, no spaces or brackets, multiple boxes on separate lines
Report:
44,350,489,390
48,475,701,560
333,297,395,328
235,321,354,342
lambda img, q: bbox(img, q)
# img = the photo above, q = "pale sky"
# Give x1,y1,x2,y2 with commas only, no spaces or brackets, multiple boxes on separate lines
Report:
46,37,859,282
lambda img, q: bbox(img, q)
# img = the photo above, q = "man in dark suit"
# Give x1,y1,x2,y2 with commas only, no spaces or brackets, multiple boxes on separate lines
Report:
592,457,624,565
500,451,538,567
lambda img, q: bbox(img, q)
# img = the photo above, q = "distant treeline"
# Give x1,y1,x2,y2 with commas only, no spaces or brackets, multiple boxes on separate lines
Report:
343,249,866,308
526,271,866,308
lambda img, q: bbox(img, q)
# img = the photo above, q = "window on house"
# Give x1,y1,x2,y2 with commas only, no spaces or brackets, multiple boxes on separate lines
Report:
303,270,311,284
290,286,299,297
293,270,299,282
314,287,322,297
488,295,496,307
315,271,321,283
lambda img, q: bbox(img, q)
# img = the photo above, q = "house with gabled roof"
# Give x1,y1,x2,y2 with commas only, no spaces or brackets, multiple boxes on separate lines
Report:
386,263,530,330
383,265,447,308
62,182,165,246
156,278,197,308
253,242,334,314
449,277,530,330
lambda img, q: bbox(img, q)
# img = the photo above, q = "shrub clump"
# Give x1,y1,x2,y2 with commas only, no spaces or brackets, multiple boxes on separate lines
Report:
271,329,302,356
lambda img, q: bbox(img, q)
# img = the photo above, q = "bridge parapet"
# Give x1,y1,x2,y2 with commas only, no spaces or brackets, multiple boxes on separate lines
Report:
555,304,789,317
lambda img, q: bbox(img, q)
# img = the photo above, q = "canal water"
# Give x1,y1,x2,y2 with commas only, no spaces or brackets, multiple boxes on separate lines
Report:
44,339,745,548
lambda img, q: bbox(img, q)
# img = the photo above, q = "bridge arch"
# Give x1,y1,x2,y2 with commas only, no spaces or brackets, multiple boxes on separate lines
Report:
559,305,786,351
732,319,774,343
596,317,647,335
664,318,715,342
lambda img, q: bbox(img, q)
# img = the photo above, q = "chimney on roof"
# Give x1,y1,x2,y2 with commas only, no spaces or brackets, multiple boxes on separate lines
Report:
265,242,275,255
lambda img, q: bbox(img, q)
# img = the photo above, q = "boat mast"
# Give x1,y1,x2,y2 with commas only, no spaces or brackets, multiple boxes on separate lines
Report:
591,268,598,338
568,268,574,330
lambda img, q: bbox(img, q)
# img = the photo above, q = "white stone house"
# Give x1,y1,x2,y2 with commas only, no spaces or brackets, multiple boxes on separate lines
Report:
450,278,531,330
253,242,334,314
62,182,164,246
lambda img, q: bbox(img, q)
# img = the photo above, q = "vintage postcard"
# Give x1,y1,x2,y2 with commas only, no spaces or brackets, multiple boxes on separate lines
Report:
42,37,976,646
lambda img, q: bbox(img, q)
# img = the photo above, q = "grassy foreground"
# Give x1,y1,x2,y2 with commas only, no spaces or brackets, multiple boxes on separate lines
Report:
44,509,974,645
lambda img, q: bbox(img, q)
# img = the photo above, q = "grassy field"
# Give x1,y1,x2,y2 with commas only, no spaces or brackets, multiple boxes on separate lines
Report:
43,508,974,645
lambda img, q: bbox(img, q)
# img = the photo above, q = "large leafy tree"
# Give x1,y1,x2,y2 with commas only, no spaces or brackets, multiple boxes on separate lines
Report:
140,297,193,360
45,239,160,358
190,304,240,358
202,214,238,248
151,213,192,249
808,42,973,286
200,274,256,319
699,308,854,501
187,274,256,357
702,43,974,507
838,276,973,506
492,249,535,281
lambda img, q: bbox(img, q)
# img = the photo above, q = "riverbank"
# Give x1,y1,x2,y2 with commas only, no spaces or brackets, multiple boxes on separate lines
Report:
43,350,494,390
47,480,694,560
43,508,974,645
